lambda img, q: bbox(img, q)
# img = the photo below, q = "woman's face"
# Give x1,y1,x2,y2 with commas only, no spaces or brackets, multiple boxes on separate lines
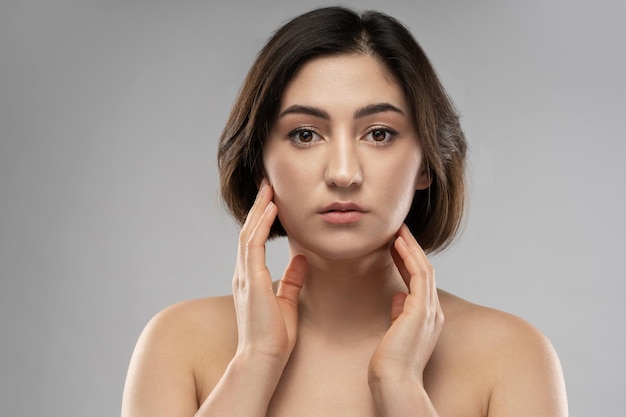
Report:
263,53,430,260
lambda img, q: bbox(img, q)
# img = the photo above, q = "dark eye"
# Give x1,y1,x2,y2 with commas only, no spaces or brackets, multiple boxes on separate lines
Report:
297,129,314,142
287,128,320,146
365,127,397,144
371,129,388,142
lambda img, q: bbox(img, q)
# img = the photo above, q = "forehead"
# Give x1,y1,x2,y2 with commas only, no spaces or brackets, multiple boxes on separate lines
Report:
279,53,408,112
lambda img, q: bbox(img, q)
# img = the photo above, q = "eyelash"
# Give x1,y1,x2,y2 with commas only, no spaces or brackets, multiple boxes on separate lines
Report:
287,127,321,147
364,126,398,145
286,126,399,147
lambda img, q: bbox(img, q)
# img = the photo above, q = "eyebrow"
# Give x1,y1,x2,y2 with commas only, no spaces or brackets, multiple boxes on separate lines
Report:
354,102,405,118
279,105,330,119
278,102,405,120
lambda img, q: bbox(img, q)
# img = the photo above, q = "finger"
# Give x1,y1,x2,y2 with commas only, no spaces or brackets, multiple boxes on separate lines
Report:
245,200,278,278
276,255,308,308
232,262,241,292
390,291,408,322
396,223,429,265
390,240,410,290
240,179,272,236
393,226,435,298
236,181,274,283
393,228,443,332
393,236,424,299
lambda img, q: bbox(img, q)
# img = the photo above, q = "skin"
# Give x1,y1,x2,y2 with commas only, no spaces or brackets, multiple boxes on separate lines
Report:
121,54,568,417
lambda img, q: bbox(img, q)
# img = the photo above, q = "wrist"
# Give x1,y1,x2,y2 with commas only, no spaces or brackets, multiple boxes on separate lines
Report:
231,349,289,381
368,371,423,392
368,375,437,417
195,350,289,416
368,362,424,388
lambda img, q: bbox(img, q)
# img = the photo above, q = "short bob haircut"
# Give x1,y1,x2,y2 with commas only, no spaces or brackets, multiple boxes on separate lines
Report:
218,6,467,253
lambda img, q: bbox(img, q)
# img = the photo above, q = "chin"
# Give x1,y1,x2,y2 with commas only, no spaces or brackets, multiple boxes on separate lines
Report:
287,229,394,262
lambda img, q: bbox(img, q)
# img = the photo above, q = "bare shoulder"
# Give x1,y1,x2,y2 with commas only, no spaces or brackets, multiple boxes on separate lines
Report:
439,289,555,350
122,296,237,417
136,296,237,360
437,289,568,417
152,295,236,337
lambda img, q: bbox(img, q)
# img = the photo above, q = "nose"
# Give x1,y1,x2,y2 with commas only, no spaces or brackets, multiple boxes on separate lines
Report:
324,136,363,188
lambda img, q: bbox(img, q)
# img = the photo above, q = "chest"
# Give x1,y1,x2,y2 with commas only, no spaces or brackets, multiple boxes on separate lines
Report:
266,345,376,417
264,342,487,417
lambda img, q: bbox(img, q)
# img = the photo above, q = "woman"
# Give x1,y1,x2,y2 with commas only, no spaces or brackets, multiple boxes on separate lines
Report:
122,7,567,417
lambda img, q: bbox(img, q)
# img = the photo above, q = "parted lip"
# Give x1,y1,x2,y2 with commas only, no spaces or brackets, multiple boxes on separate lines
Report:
319,202,366,213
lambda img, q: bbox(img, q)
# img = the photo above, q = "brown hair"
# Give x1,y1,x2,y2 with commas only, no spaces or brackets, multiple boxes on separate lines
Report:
218,6,467,253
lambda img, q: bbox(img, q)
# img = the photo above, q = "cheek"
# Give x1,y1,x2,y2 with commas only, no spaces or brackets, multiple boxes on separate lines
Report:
381,154,423,217
263,154,309,208
264,161,312,239
263,141,323,193
265,156,293,190
262,147,283,187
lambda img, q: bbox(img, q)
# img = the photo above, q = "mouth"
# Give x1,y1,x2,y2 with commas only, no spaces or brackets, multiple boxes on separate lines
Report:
320,202,365,214
319,202,365,224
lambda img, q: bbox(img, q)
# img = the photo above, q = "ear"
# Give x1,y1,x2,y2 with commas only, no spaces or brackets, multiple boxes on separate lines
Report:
415,166,432,190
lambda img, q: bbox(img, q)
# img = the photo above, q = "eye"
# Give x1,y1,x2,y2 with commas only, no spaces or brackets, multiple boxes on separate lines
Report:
287,127,321,146
364,127,397,144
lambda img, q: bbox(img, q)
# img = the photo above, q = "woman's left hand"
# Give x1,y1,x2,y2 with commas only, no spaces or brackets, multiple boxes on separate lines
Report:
368,223,444,387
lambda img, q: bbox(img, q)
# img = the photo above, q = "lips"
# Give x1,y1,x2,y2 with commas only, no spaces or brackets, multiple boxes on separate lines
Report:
320,202,364,213
319,202,365,224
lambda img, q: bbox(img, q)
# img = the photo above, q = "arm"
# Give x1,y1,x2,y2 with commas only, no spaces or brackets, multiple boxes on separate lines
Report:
195,351,288,416
370,322,568,417
369,377,440,417
121,301,209,417
122,180,307,417
487,318,568,417
121,300,294,417
368,223,443,416
368,226,568,417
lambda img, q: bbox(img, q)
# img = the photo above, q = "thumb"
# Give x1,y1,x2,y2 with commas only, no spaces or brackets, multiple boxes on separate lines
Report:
390,291,408,322
276,254,308,308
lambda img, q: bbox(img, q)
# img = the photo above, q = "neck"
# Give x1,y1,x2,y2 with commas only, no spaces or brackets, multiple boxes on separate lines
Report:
288,238,407,341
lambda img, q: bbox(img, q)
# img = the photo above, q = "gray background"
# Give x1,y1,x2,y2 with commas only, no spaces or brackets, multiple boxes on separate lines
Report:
1,0,624,416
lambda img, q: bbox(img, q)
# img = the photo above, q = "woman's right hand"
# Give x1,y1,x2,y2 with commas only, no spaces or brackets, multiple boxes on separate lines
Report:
232,179,308,366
